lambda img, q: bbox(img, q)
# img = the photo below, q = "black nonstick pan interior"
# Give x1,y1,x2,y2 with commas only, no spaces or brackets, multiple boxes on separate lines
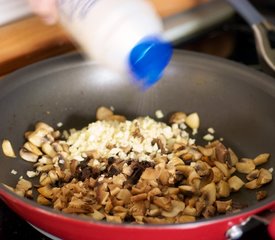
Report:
0,50,274,215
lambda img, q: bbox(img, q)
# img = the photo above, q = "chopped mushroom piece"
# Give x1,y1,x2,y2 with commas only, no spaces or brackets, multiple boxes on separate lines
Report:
2,139,16,158
169,112,187,124
201,182,216,205
19,149,39,162
96,106,114,120
256,191,267,201
245,179,261,190
253,153,270,166
228,148,239,166
228,176,244,192
256,168,273,185
216,180,230,198
236,159,255,174
246,169,260,181
161,200,185,218
215,200,232,213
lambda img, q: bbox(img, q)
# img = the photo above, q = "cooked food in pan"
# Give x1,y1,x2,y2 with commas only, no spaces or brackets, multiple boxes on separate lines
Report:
3,107,273,224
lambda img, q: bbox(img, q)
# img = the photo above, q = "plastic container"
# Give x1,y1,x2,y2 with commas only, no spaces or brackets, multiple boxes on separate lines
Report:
57,0,172,88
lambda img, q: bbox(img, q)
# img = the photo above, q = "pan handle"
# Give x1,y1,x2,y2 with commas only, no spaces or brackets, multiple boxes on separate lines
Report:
226,0,275,77
226,206,275,240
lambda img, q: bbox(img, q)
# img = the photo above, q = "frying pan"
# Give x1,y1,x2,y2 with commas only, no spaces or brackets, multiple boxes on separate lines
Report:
0,50,274,240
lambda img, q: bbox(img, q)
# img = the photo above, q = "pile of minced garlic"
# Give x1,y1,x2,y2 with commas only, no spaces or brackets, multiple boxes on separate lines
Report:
65,116,194,163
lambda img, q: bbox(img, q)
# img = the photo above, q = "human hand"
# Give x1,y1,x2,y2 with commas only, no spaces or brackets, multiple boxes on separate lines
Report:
28,0,58,25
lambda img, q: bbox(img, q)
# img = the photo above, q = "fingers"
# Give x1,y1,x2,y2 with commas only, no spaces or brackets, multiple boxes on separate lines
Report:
28,0,58,25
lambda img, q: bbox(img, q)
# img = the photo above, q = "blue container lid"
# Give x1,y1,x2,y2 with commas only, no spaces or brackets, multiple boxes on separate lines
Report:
129,37,173,89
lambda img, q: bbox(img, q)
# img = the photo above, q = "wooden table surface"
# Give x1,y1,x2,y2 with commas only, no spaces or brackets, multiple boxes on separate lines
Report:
0,0,208,76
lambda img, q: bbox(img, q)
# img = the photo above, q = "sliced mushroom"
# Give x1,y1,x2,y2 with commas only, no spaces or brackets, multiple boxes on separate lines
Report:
215,200,232,213
256,168,273,185
169,112,187,124
147,187,161,200
187,170,201,188
27,128,50,147
197,146,213,157
212,167,224,183
183,206,197,216
37,194,52,206
153,197,172,211
201,182,216,205
228,176,244,192
19,148,39,162
236,159,255,174
214,161,229,178
253,153,270,166
23,142,43,156
228,148,239,166
159,168,170,185
144,216,174,224
37,185,53,199
15,178,32,193
245,179,261,190
246,169,260,181
41,142,57,158
195,198,206,216
39,172,52,186
2,139,16,158
256,190,267,201
96,106,113,121
194,161,211,176
147,207,161,217
162,200,185,218
37,164,54,172
96,183,110,205
131,193,147,202
216,180,230,198
108,115,126,122
202,205,216,218
215,142,229,164
35,122,54,132
176,165,193,176
176,215,196,223
179,185,196,196
141,168,159,180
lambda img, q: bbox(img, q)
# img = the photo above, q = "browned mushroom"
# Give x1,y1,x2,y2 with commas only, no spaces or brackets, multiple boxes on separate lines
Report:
236,159,255,174
246,169,260,181
215,200,232,213
253,153,270,166
228,176,244,192
245,179,261,190
96,106,114,120
216,180,230,198
256,190,267,201
2,139,16,158
161,200,185,218
228,148,239,166
256,168,273,185
215,142,230,164
19,148,39,162
169,112,187,124
201,182,216,205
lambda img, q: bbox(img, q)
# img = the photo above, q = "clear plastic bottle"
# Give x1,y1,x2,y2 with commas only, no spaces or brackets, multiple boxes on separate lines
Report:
57,0,172,88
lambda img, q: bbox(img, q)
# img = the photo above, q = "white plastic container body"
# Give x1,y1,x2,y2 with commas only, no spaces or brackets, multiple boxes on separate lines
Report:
57,0,163,75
